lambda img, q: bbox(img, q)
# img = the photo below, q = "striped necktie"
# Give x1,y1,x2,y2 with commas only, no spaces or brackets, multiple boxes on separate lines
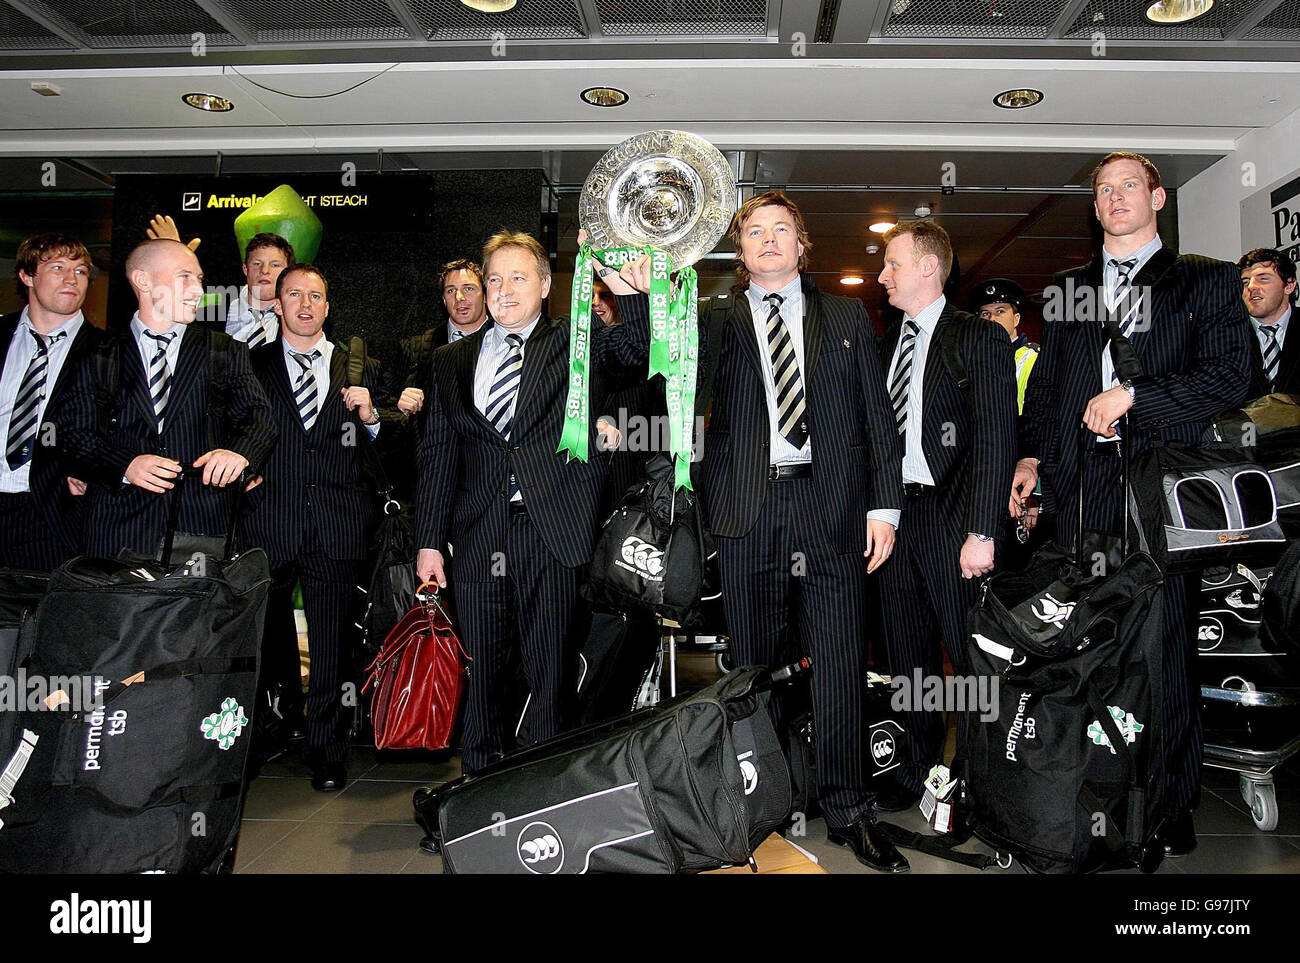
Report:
890,319,919,438
485,333,524,438
6,328,66,470
1109,257,1139,336
246,308,274,349
144,330,176,431
763,293,808,450
291,349,321,430
1261,325,1281,390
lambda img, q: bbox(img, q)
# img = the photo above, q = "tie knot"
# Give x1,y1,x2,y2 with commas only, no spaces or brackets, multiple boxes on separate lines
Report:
505,333,523,350
29,329,65,353
291,349,319,369
1261,323,1279,340
1110,257,1137,277
450,329,465,342
764,293,784,308
144,330,174,345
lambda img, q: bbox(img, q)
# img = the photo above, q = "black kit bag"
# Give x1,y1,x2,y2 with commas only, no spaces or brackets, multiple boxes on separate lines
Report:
1261,539,1300,658
416,666,790,874
587,455,720,628
1210,393,1300,536
0,471,270,874
965,425,1167,874
570,610,663,728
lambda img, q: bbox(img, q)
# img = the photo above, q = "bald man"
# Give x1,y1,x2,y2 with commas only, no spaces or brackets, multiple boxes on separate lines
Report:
56,239,277,557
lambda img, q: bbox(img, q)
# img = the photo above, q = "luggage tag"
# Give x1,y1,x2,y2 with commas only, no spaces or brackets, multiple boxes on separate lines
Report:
920,765,958,834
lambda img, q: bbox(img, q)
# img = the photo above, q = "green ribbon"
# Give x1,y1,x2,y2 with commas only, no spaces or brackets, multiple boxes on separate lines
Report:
561,243,699,490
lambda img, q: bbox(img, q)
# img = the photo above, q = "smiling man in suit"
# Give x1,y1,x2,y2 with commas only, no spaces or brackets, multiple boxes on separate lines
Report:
1012,152,1252,857
875,219,1018,814
1238,248,1299,398
244,264,388,791
0,234,102,570
415,231,650,774
667,191,906,872
56,238,277,558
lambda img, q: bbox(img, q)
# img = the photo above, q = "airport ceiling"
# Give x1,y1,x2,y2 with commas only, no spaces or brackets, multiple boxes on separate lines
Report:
1,0,1297,311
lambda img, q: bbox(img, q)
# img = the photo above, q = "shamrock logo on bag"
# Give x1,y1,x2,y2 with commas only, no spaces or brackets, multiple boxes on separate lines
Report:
1086,705,1144,755
201,697,248,751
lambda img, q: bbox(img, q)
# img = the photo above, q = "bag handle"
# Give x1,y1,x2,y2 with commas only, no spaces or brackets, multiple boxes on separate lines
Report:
1073,419,1132,568
159,466,246,565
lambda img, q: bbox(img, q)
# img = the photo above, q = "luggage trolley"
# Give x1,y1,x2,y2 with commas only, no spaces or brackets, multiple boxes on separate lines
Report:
1197,562,1300,832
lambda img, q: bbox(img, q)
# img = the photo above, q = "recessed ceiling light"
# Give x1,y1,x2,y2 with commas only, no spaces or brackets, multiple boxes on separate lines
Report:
1144,0,1214,24
865,243,880,255
869,221,896,234
993,88,1043,110
581,87,629,108
183,92,233,112
460,0,517,11
914,203,932,218
841,276,865,286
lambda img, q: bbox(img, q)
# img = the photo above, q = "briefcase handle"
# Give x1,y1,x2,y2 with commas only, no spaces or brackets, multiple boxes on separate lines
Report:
158,465,247,565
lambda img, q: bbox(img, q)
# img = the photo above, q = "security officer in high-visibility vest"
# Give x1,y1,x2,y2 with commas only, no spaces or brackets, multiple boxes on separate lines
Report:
972,278,1044,563
972,278,1038,414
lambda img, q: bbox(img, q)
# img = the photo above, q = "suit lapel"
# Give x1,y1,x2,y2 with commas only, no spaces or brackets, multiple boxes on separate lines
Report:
121,333,158,432
162,324,205,430
1277,322,1300,393
263,341,304,432
312,344,348,435
801,275,823,382
921,304,955,436
453,329,497,435
0,314,19,382
513,317,559,431
729,296,763,376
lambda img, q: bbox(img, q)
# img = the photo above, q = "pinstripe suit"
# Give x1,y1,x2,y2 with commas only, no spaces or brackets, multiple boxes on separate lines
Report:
1021,247,1252,811
56,322,277,558
244,338,388,764
877,301,1018,793
416,297,648,771
1246,314,1300,398
0,311,103,570
695,274,904,827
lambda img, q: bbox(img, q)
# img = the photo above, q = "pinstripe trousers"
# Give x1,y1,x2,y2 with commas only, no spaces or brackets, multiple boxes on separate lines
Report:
454,509,580,774
716,475,873,828
264,530,360,765
877,488,983,794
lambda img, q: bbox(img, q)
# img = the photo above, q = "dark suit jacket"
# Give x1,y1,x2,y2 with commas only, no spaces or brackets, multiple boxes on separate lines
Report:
696,275,904,552
1021,247,1252,544
0,311,104,562
57,322,278,557
879,302,1018,541
243,339,390,565
1246,312,1300,398
417,299,648,574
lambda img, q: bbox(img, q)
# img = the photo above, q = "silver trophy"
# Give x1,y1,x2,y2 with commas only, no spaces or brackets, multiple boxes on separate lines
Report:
579,129,737,268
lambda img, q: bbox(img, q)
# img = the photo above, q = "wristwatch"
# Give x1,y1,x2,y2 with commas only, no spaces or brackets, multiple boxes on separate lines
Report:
967,533,994,542
1120,379,1136,403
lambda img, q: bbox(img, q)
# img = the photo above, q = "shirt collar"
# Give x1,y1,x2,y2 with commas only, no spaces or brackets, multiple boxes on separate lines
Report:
906,294,946,334
492,315,541,348
283,334,328,360
747,274,803,308
1257,306,1292,336
1102,234,1164,276
241,285,276,317
19,305,82,341
130,312,182,341
1011,332,1029,350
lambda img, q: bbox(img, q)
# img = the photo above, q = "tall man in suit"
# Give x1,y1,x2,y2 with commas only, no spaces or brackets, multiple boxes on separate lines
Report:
244,264,387,791
875,220,1018,811
672,191,906,872
1012,152,1252,856
1238,248,1299,398
0,234,102,570
415,232,650,774
57,239,277,558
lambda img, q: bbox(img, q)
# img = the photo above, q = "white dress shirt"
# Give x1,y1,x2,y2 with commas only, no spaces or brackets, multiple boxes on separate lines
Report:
887,294,947,487
474,317,540,504
0,308,83,493
226,286,280,345
283,335,380,439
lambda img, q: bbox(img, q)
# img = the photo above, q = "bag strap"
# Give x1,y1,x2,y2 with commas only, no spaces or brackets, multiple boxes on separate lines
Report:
1080,681,1147,854
159,466,246,564
938,317,971,392
342,336,397,506
205,332,232,454
92,340,121,436
878,821,997,869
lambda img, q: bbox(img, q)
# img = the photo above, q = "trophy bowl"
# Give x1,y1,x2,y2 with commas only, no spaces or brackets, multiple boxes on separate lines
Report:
579,130,737,269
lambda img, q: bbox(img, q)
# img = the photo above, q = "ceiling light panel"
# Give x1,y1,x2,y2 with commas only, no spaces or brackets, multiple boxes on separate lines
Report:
881,0,1060,39
595,0,767,37
409,0,585,39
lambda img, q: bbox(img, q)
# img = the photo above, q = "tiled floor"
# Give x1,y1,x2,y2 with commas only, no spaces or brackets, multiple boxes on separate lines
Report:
233,738,1300,875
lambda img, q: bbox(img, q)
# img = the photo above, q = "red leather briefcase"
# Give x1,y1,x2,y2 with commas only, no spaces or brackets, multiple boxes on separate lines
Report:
362,583,470,751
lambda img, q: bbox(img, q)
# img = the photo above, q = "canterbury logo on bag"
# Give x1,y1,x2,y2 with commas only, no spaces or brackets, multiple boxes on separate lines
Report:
618,535,665,581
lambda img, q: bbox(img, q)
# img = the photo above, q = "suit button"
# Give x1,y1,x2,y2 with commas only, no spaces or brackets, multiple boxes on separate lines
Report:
509,445,520,453
305,447,315,455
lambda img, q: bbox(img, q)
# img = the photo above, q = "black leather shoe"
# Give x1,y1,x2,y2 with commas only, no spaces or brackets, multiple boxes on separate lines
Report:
875,783,924,814
419,834,441,856
1160,810,1196,857
826,815,910,873
310,762,347,793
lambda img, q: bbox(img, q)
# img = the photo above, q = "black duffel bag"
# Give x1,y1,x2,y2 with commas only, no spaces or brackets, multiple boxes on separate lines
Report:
0,471,270,874
416,666,790,874
587,455,719,628
966,425,1167,874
